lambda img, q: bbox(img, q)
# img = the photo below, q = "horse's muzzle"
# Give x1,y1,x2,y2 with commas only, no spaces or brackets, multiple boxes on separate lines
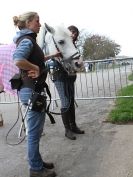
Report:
64,52,80,61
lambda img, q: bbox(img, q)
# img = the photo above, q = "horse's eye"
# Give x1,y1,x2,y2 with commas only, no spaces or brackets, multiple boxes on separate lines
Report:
58,40,64,45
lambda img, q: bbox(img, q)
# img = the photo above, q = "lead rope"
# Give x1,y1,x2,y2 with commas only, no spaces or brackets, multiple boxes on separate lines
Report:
5,91,27,145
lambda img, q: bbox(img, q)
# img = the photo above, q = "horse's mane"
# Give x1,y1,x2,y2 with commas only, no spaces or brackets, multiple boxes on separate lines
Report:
37,24,71,49
37,25,46,49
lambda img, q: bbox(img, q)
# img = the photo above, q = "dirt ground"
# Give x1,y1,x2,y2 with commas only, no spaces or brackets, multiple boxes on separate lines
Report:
1,99,133,177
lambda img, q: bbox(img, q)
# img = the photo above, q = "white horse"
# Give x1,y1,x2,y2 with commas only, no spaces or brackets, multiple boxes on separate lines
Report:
37,23,81,74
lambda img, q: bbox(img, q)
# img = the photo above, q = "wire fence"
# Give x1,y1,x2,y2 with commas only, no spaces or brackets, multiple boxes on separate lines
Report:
75,57,133,100
1,57,133,106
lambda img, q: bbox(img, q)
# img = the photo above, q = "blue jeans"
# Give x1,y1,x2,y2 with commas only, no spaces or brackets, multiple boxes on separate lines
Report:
54,80,75,109
19,88,46,171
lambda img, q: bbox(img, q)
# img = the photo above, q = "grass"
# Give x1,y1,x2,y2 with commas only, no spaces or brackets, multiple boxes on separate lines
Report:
108,84,133,123
128,73,133,81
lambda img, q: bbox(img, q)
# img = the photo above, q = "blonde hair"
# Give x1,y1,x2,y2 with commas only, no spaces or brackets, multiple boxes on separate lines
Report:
13,11,38,30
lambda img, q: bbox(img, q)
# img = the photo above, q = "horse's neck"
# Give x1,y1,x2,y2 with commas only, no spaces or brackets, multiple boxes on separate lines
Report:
37,26,56,55
37,25,46,49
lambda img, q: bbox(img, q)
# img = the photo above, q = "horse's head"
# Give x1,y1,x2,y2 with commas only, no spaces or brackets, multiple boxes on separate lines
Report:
37,23,81,74
44,23,80,60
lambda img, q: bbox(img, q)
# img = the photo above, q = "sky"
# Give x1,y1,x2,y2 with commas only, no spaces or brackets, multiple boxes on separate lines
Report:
0,0,133,56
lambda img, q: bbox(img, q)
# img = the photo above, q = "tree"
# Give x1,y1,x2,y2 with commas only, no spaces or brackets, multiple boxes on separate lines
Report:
82,34,121,60
76,29,90,55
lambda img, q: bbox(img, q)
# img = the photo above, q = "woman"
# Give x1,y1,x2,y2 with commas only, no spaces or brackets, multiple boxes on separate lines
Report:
12,11,56,177
48,25,85,140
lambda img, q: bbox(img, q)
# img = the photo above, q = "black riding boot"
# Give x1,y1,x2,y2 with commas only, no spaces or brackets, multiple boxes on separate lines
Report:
61,108,76,140
69,103,85,134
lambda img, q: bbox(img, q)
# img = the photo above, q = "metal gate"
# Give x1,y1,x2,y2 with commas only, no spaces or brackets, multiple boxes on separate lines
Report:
1,57,133,105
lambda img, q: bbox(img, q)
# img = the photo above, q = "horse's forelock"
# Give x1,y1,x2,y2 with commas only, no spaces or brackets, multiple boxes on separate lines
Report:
53,26,71,40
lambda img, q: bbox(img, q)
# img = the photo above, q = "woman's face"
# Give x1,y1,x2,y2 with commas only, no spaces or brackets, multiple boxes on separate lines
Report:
27,15,41,33
70,30,78,42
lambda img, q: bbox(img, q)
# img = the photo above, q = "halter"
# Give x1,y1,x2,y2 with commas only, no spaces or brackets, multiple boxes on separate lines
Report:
51,35,79,62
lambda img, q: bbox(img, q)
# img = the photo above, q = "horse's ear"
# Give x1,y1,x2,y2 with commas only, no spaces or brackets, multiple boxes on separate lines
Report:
44,23,55,34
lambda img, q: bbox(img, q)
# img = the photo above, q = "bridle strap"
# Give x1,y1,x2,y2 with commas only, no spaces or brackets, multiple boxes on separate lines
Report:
61,52,80,62
43,29,48,55
51,36,63,58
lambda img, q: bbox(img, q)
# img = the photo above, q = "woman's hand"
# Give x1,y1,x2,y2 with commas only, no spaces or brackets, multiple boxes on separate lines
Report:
28,65,40,78
54,51,62,58
15,59,40,78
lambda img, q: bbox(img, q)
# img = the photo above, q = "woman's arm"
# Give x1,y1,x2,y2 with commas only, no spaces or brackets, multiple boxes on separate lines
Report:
44,51,61,61
15,59,40,78
15,59,38,71
13,39,40,78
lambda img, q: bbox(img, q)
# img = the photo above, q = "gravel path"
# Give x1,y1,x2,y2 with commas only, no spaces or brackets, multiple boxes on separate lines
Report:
1,98,133,177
